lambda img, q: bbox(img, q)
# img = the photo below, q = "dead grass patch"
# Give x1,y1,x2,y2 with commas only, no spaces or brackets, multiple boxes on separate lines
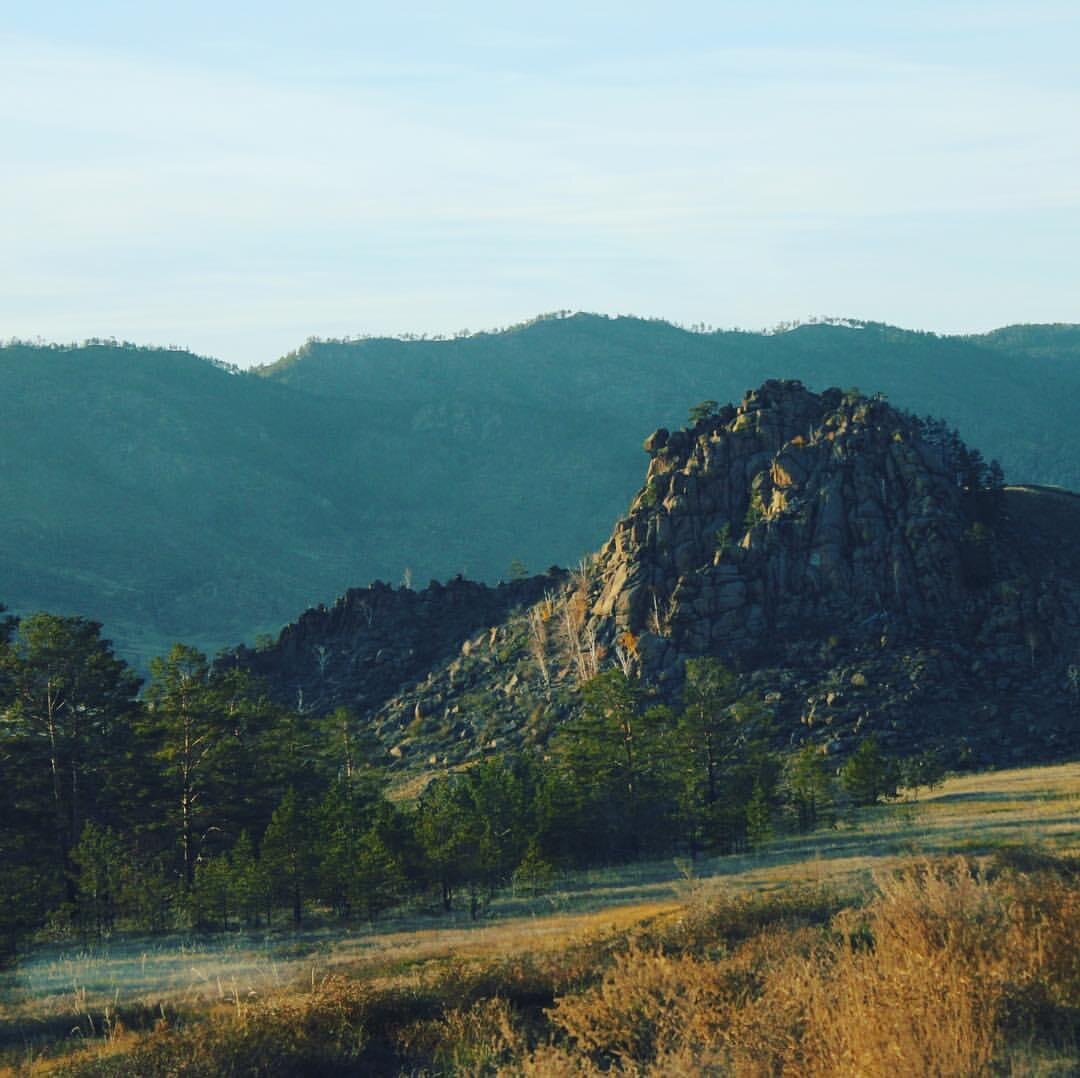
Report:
9,761,1080,1075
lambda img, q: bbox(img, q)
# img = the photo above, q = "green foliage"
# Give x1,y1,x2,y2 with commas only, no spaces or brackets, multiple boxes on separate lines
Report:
315,776,402,920
552,670,677,861
138,645,253,886
71,822,128,938
784,745,835,832
674,658,779,854
191,854,232,930
414,775,488,914
745,782,773,849
512,839,556,896
840,736,900,806
227,830,266,927
2,613,140,902
902,748,948,799
261,789,316,926
315,706,387,786
353,825,408,920
688,399,719,424
414,760,542,916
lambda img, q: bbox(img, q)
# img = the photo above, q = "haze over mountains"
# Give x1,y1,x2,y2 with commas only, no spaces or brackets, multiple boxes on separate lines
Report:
3,313,1079,665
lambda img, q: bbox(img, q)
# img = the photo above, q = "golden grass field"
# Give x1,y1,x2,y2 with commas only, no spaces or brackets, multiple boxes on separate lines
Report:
4,760,1080,1075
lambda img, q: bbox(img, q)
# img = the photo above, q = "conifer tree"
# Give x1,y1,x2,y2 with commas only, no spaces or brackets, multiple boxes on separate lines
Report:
784,744,835,832
261,788,314,925
553,669,675,860
71,821,127,938
2,613,139,900
675,658,778,853
840,736,899,806
228,830,265,928
139,645,236,887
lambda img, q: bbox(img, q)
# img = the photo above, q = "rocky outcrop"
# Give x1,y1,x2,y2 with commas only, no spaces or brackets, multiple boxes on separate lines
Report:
250,382,1080,773
590,381,970,673
230,571,564,717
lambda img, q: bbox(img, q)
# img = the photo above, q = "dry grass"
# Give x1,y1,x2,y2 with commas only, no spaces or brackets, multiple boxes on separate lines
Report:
6,760,1080,1075
521,857,1080,1077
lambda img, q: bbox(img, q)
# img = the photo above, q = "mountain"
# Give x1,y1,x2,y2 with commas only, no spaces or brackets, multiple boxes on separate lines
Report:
240,381,1080,774
0,342,395,664
258,316,1080,497
3,316,1080,664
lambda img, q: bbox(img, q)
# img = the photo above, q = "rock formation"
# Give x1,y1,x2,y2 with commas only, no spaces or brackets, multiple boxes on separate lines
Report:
243,381,1080,773
595,381,971,666
230,571,563,717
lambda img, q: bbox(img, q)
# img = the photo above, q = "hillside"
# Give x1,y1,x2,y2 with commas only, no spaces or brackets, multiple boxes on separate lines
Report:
242,381,1080,776
2,317,1079,663
0,343,401,664
259,316,1080,495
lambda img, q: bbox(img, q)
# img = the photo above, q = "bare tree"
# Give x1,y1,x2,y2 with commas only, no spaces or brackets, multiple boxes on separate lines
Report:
527,603,551,685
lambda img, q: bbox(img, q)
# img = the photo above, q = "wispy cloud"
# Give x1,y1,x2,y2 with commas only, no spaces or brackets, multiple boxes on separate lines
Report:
1,6,1078,363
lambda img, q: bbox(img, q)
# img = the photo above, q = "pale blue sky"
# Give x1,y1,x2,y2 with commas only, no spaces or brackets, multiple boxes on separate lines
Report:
2,2,1078,366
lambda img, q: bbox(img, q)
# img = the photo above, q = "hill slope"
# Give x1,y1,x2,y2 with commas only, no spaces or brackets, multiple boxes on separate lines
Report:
0,343,403,663
242,381,1080,775
3,317,1079,662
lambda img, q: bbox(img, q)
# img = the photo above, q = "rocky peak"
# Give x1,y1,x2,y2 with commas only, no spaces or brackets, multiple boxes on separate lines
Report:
249,381,1080,774
592,380,971,676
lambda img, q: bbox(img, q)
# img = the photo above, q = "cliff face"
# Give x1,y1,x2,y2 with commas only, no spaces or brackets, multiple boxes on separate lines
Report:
594,381,970,670
247,381,1080,772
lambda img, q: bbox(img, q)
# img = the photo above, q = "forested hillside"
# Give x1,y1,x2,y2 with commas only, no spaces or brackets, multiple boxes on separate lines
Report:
2,317,1078,663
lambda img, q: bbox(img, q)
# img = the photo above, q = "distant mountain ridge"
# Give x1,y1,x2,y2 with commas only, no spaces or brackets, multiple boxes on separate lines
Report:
2,315,1079,664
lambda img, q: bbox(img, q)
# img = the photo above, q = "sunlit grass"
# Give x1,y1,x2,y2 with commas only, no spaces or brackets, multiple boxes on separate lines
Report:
5,759,1080,1074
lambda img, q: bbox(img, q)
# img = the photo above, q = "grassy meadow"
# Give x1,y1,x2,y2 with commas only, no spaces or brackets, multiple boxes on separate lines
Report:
4,761,1080,1075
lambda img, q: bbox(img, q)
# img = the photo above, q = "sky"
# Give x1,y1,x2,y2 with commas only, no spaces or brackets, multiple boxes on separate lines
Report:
2,1,1078,367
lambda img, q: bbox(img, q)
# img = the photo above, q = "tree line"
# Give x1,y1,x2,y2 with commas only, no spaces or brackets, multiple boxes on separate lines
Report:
0,609,936,957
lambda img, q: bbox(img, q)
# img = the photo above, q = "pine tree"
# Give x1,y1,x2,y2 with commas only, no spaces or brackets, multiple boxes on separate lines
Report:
139,645,239,887
552,669,672,861
745,782,773,850
261,789,314,925
414,776,483,913
784,745,835,833
192,855,232,931
840,736,899,806
71,822,127,939
228,830,265,928
675,658,777,853
3,613,140,902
